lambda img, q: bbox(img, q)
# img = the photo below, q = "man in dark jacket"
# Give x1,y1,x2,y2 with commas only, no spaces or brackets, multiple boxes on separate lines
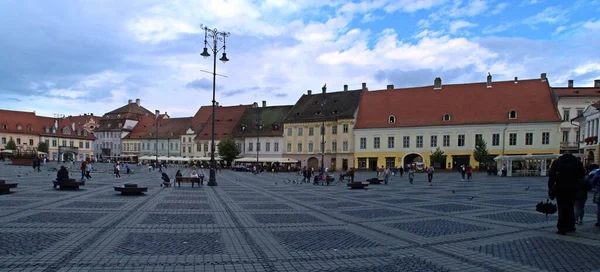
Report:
56,166,70,181
548,152,585,234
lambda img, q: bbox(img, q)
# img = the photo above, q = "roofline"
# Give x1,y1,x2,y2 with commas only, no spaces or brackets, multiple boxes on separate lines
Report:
354,120,563,130
282,89,363,123
370,78,543,92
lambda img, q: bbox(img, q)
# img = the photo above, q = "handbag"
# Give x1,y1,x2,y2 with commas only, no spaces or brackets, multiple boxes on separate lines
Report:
593,191,600,204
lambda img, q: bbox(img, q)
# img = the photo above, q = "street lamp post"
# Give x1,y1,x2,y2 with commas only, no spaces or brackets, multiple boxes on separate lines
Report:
155,110,160,164
200,25,230,186
320,84,327,180
255,107,263,172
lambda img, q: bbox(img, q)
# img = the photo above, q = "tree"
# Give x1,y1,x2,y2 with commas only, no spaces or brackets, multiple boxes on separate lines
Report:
5,137,16,150
429,147,447,168
473,137,489,164
217,136,240,166
37,141,49,154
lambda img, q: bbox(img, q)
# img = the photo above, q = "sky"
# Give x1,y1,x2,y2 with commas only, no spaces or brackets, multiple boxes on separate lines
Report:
1,0,599,118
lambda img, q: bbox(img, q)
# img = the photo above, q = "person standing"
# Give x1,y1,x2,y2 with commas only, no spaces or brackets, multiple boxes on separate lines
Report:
80,160,87,180
384,167,391,185
427,165,434,185
548,152,585,235
466,165,473,181
408,167,415,184
460,165,466,181
114,163,121,179
575,176,592,225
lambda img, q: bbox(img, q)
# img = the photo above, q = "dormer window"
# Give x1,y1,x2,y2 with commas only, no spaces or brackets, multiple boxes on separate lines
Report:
1,123,7,129
315,111,321,115
118,123,123,128
52,127,56,133
17,124,22,130
443,114,451,121
332,110,339,114
117,114,121,118
107,123,112,128
27,125,33,131
149,132,153,136
62,127,71,135
84,131,88,136
45,126,49,133
388,115,396,124
241,125,247,132
509,110,517,119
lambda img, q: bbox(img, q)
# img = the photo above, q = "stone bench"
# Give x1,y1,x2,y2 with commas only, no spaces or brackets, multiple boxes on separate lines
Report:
114,184,148,195
53,179,85,190
367,178,384,184
347,182,369,190
175,177,201,187
0,180,18,194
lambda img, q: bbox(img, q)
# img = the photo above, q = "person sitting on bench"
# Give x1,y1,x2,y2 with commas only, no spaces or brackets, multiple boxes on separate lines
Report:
160,172,171,187
190,170,199,178
175,170,182,178
56,166,70,181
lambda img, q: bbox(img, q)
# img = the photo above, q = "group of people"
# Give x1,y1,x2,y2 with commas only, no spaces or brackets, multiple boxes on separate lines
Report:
160,169,205,187
375,165,435,185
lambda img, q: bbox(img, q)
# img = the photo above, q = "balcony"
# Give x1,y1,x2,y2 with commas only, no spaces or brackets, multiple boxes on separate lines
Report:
560,142,579,149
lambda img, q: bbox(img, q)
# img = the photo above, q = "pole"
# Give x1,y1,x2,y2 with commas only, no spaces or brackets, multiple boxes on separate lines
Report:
256,108,260,172
208,36,218,186
321,84,326,180
155,114,159,164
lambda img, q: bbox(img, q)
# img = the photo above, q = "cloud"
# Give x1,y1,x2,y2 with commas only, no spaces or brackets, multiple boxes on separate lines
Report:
523,6,571,25
274,93,288,98
384,0,448,13
491,3,509,15
482,23,513,34
449,20,478,34
185,78,221,90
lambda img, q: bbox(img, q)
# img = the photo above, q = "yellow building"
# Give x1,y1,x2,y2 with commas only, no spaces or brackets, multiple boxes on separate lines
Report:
354,74,562,170
0,110,40,152
283,85,364,171
38,116,96,161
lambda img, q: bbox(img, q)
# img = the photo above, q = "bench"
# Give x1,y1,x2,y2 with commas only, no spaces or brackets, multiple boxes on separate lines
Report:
347,182,369,190
0,180,18,194
175,177,201,187
114,184,148,195
53,179,85,190
367,178,383,184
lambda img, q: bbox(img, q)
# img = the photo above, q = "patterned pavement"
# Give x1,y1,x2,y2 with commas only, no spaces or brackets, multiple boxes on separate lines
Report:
1,162,600,271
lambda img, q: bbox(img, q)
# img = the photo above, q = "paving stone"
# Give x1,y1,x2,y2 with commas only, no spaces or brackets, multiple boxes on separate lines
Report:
476,211,554,224
315,257,451,272
230,196,276,202
294,196,334,202
58,201,125,209
340,208,411,219
0,232,66,256
241,203,293,210
387,219,491,238
312,201,365,209
156,202,209,210
140,213,216,224
271,229,380,251
163,195,208,201
251,213,323,224
471,236,600,271
0,199,36,206
417,203,484,213
480,199,540,206
5,192,64,198
13,212,107,224
376,198,428,204
113,232,226,255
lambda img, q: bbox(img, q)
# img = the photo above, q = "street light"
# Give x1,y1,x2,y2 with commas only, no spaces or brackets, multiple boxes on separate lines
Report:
255,107,263,171
200,24,230,186
155,110,160,164
321,84,327,181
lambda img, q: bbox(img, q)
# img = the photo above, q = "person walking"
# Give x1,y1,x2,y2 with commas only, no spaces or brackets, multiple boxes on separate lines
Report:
80,161,87,180
427,165,434,185
466,165,473,181
575,176,592,225
460,165,466,181
85,162,92,179
384,167,391,185
408,167,415,184
114,163,121,179
548,152,585,235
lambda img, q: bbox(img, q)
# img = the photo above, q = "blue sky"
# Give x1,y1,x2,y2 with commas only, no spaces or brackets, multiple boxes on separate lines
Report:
0,0,599,117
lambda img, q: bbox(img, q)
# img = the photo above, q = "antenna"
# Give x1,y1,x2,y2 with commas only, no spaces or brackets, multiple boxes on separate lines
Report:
199,70,228,78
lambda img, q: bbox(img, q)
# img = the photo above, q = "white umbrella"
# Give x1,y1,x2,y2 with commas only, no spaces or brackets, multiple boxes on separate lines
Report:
0,150,13,153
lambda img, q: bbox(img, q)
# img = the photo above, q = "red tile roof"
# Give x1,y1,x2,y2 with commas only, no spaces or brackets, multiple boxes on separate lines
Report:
195,104,252,140
124,115,156,139
36,116,96,140
553,87,600,97
0,109,97,139
0,109,39,135
355,78,561,129
190,105,213,132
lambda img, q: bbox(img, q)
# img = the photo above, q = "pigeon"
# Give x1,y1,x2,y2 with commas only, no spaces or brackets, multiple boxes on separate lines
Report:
452,190,455,194
468,196,474,200
274,182,278,185
525,186,530,191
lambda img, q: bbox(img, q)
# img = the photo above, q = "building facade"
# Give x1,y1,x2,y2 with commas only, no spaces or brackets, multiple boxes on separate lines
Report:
38,117,96,161
575,102,600,164
194,104,251,159
354,74,562,170
553,79,600,153
0,110,41,152
232,101,292,161
283,85,364,171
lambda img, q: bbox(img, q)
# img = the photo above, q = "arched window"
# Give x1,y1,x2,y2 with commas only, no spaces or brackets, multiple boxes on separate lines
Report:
443,114,451,121
509,110,517,119
388,115,396,124
1,123,7,129
27,125,33,131
17,124,22,130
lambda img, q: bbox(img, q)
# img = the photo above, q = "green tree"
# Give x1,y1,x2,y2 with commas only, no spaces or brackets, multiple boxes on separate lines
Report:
473,137,489,164
37,141,49,154
217,136,240,166
5,137,16,150
429,147,447,168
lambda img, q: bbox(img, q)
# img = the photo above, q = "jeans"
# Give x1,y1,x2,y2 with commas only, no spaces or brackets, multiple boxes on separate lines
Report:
428,173,433,182
81,170,86,180
575,198,587,222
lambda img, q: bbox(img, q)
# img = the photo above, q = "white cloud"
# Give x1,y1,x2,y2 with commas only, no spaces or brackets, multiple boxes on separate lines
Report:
553,25,567,35
491,3,509,15
523,6,570,25
127,17,199,44
415,29,445,38
446,0,489,17
583,20,600,31
482,23,513,34
48,89,88,99
384,0,448,13
449,20,478,34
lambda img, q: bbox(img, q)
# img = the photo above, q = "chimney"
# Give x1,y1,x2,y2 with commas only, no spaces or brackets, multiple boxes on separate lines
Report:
72,122,75,131
434,77,442,90
253,102,258,108
135,98,140,106
362,82,367,90
595,79,600,88
90,113,93,116
568,80,574,88
128,99,132,104
262,101,266,107
54,120,58,129
514,77,518,84
387,84,394,90
343,85,348,91
541,73,547,82
216,102,220,107
307,90,312,95
486,73,492,88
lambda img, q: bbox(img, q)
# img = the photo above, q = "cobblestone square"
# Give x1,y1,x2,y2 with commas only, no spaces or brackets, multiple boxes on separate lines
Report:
1,163,600,271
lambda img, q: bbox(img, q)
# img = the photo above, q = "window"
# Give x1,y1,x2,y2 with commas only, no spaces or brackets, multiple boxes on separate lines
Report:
332,125,337,134
492,134,500,146
577,109,584,117
343,141,348,151
563,109,570,121
182,137,186,143
237,143,242,152
332,141,337,152
509,133,517,146
62,127,71,134
1,137,5,144
458,135,465,147
308,127,314,136
321,126,325,135
256,142,260,151
562,131,569,142
17,138,21,145
17,124,22,130
443,135,450,147
308,143,313,152
443,114,451,121
188,137,191,142
161,143,164,150
416,136,423,148
509,110,517,119
430,135,437,147
266,142,270,152
388,115,396,124
374,137,380,149
274,142,279,152
182,146,186,153
388,136,394,148
475,134,482,146
297,143,303,152
287,128,292,136
403,136,410,148
357,158,367,169
298,127,303,136
204,144,209,152
69,141,74,147
343,124,349,133
79,142,83,148
576,129,580,143
1,124,6,129
287,143,292,152
360,137,367,149
248,142,253,151
29,139,34,146
526,132,533,145
52,140,57,147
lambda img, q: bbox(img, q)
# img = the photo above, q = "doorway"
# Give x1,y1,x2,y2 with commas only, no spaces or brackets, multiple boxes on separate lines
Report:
307,157,319,170
452,155,471,171
368,158,378,171
342,159,348,171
